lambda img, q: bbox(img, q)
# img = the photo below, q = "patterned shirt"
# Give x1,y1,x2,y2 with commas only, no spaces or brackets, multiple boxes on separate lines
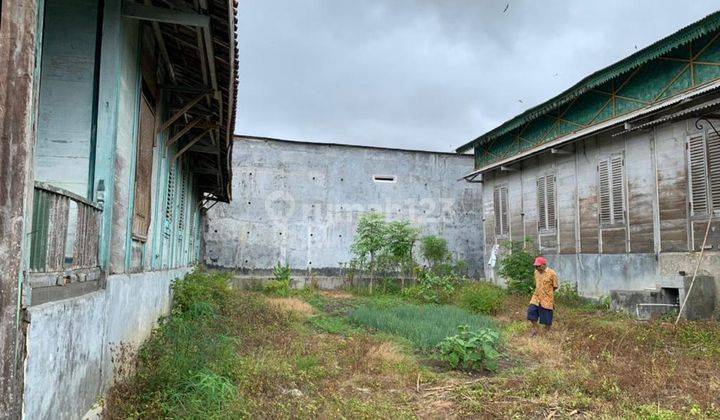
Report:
529,268,559,310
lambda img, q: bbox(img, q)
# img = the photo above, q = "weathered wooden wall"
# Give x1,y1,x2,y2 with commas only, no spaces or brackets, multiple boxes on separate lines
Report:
34,0,99,197
0,1,40,417
482,116,720,297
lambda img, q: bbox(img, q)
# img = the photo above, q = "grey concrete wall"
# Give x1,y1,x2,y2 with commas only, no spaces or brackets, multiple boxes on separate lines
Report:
22,267,190,420
482,114,720,301
205,136,484,278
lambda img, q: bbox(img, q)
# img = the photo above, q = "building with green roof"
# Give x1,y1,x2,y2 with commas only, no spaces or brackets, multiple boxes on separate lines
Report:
460,11,720,318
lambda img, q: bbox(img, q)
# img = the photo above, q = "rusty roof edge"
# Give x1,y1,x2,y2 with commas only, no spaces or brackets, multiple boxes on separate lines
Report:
460,80,720,179
223,0,238,202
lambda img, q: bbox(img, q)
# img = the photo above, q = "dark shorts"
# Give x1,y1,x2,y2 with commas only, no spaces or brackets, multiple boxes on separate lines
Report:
527,304,553,326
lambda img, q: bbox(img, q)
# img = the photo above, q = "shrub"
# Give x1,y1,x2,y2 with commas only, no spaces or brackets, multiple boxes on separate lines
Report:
403,271,457,304
264,262,292,296
438,325,501,371
420,235,450,268
458,282,507,315
555,283,583,305
171,270,231,314
348,302,496,351
497,240,536,295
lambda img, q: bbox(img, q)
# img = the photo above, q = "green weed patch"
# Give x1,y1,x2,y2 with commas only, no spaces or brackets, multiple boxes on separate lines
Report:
348,302,496,351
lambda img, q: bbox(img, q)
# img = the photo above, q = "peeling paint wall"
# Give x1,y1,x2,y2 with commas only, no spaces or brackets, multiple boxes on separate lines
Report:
204,137,484,278
482,113,720,298
22,267,189,420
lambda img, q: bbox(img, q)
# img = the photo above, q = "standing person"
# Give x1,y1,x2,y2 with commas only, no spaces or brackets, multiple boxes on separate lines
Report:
527,256,558,336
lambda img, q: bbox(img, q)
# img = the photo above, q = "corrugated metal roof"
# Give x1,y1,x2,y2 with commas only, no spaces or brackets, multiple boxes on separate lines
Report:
612,97,720,135
456,10,720,153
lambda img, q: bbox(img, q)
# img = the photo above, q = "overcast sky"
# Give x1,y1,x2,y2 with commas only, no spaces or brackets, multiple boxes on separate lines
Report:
235,1,720,152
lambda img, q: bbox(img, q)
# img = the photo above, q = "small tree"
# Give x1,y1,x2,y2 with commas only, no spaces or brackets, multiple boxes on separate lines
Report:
420,235,450,270
350,212,387,293
497,239,537,295
382,220,419,288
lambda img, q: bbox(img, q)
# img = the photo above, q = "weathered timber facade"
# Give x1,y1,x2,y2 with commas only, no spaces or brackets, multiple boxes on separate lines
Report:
0,1,238,418
459,12,720,309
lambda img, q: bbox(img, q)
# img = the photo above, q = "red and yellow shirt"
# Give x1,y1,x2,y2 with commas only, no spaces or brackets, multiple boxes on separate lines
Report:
529,268,559,310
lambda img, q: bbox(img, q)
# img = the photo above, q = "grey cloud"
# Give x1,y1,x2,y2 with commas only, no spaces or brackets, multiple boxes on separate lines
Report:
236,0,719,151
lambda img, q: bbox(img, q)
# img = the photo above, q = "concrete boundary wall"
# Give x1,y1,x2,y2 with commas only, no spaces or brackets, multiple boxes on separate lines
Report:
22,267,191,420
204,136,485,280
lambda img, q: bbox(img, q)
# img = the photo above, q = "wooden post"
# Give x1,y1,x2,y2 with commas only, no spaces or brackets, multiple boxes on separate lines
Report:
0,1,41,417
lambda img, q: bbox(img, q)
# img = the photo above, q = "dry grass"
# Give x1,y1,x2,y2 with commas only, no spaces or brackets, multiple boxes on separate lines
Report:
266,297,315,316
107,280,720,419
320,290,355,300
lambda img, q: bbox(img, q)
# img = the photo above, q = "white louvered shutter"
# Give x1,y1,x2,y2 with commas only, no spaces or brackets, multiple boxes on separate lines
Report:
598,159,611,224
611,155,624,224
688,134,709,216
547,174,557,230
537,176,547,230
494,186,501,235
707,131,720,212
500,186,509,235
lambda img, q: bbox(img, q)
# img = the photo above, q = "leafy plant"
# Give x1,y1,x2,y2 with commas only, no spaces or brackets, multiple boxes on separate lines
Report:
273,261,292,282
403,271,457,304
437,325,500,371
458,282,507,315
350,212,388,293
380,220,419,287
555,283,584,305
420,235,450,269
265,261,292,296
497,239,537,295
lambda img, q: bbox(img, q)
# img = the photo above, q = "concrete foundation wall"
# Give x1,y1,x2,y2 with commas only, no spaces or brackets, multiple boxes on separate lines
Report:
483,114,720,303
205,136,484,278
22,267,190,420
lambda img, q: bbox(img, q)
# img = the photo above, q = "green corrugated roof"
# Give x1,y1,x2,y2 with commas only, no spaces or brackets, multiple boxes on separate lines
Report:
456,10,720,153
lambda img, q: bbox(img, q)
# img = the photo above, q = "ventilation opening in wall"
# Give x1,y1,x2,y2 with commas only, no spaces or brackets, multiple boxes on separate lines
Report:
373,175,397,183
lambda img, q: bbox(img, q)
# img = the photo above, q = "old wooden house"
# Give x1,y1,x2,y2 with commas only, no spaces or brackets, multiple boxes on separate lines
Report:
458,13,720,316
0,1,238,418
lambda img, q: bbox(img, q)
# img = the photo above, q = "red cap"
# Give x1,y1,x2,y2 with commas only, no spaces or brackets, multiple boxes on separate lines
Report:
533,256,548,266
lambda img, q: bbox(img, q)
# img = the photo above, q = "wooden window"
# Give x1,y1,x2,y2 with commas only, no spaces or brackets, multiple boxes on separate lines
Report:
493,185,509,236
131,94,155,241
164,163,175,238
598,154,625,226
178,166,188,231
537,174,556,232
688,131,720,216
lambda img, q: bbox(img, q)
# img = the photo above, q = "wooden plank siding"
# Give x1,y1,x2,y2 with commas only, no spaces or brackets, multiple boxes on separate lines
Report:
482,116,720,280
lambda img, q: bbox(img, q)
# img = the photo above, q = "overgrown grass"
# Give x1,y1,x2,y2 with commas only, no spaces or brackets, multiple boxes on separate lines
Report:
457,281,507,315
105,270,248,419
348,302,496,351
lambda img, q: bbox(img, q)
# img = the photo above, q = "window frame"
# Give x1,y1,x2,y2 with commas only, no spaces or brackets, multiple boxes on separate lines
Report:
131,93,156,242
687,130,720,219
493,184,509,237
536,173,557,233
597,152,626,228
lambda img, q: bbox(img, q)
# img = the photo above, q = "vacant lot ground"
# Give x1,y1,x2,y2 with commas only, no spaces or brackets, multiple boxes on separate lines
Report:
105,273,720,419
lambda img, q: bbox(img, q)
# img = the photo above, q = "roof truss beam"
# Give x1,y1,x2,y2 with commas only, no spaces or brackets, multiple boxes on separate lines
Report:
122,1,210,27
